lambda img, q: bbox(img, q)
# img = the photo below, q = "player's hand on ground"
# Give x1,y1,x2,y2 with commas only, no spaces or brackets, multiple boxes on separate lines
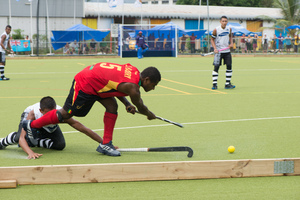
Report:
147,111,156,120
126,105,136,114
27,152,43,160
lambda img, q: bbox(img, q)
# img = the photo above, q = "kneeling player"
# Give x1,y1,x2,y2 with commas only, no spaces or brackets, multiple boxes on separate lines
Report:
0,96,103,159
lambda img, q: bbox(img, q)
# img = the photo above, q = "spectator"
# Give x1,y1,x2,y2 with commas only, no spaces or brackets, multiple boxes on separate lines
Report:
124,36,130,50
293,34,299,53
63,43,70,55
190,33,197,53
79,40,89,54
100,39,108,54
156,33,164,50
240,34,246,53
278,33,284,53
165,34,172,50
202,37,208,53
231,38,237,53
148,33,155,50
272,34,277,52
285,33,292,53
89,38,98,54
180,34,187,53
246,35,252,53
122,32,130,50
262,33,269,54
252,34,258,53
70,40,79,54
24,35,31,55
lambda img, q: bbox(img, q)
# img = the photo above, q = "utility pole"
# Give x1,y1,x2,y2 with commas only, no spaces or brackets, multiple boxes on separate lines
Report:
207,0,210,51
36,0,40,56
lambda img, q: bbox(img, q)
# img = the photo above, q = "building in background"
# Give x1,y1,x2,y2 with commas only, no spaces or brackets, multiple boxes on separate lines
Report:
0,0,282,37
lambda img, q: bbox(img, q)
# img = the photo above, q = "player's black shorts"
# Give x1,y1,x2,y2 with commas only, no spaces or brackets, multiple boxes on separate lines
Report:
63,80,102,117
213,52,232,66
0,52,6,63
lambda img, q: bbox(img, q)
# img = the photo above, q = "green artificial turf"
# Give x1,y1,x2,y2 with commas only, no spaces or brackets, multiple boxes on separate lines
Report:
0,56,299,199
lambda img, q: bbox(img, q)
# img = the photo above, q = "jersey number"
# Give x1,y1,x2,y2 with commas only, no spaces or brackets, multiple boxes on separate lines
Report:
99,63,122,71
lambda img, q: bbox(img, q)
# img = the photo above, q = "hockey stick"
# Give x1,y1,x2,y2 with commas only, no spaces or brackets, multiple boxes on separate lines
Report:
118,146,194,158
201,47,230,56
136,111,184,128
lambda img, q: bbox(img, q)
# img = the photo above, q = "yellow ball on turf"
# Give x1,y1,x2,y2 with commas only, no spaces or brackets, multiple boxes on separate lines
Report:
228,146,235,153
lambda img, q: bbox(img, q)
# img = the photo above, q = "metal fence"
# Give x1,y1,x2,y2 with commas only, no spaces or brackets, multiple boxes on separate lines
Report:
11,36,300,57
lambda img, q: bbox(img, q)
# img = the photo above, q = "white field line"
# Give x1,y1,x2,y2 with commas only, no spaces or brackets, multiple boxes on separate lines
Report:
62,116,300,134
5,68,300,75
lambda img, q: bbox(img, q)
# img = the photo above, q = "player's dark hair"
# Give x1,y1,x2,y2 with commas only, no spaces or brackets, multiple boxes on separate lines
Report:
6,25,11,29
220,16,228,20
40,96,56,111
141,67,161,83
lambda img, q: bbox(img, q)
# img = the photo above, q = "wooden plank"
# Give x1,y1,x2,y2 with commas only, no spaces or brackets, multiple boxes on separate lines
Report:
0,158,299,185
0,180,17,189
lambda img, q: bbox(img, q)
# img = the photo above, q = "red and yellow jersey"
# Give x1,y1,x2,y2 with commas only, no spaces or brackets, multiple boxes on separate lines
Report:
74,62,141,98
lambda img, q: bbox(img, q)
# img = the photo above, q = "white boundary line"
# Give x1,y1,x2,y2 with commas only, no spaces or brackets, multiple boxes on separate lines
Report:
62,116,300,134
5,68,300,75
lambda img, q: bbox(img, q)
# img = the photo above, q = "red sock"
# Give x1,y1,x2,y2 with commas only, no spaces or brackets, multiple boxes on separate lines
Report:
102,112,118,144
31,109,60,128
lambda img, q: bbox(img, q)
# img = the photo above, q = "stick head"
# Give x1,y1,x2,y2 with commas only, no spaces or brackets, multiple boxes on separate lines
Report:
186,147,193,158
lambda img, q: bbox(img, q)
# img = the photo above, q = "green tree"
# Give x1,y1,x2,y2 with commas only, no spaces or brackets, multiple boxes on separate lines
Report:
258,0,300,35
12,29,24,39
260,0,275,7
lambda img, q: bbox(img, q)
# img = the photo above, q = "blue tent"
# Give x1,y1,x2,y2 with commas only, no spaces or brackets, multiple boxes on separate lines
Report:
134,22,206,39
205,23,261,36
227,23,252,36
287,25,300,29
51,24,110,50
227,23,261,36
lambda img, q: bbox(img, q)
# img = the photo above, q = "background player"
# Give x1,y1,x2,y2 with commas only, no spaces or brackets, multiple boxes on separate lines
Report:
0,25,13,81
211,16,235,90
0,96,103,159
135,31,149,59
22,62,161,157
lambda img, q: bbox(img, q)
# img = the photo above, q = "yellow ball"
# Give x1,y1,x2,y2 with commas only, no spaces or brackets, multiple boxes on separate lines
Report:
228,146,235,153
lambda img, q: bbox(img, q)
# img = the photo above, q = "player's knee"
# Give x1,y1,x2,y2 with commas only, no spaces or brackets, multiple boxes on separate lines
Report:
213,66,220,73
52,141,66,150
105,102,118,113
106,105,118,113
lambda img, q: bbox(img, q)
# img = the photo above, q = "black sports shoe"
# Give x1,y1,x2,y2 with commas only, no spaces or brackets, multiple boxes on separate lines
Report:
96,141,121,156
22,120,38,146
212,84,218,90
0,77,10,81
225,83,236,89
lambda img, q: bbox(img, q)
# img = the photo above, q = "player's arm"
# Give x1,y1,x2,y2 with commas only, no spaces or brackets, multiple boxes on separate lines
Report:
116,96,136,114
117,82,156,120
7,38,12,52
18,129,43,159
18,110,43,159
211,28,218,53
228,28,233,48
63,118,103,143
